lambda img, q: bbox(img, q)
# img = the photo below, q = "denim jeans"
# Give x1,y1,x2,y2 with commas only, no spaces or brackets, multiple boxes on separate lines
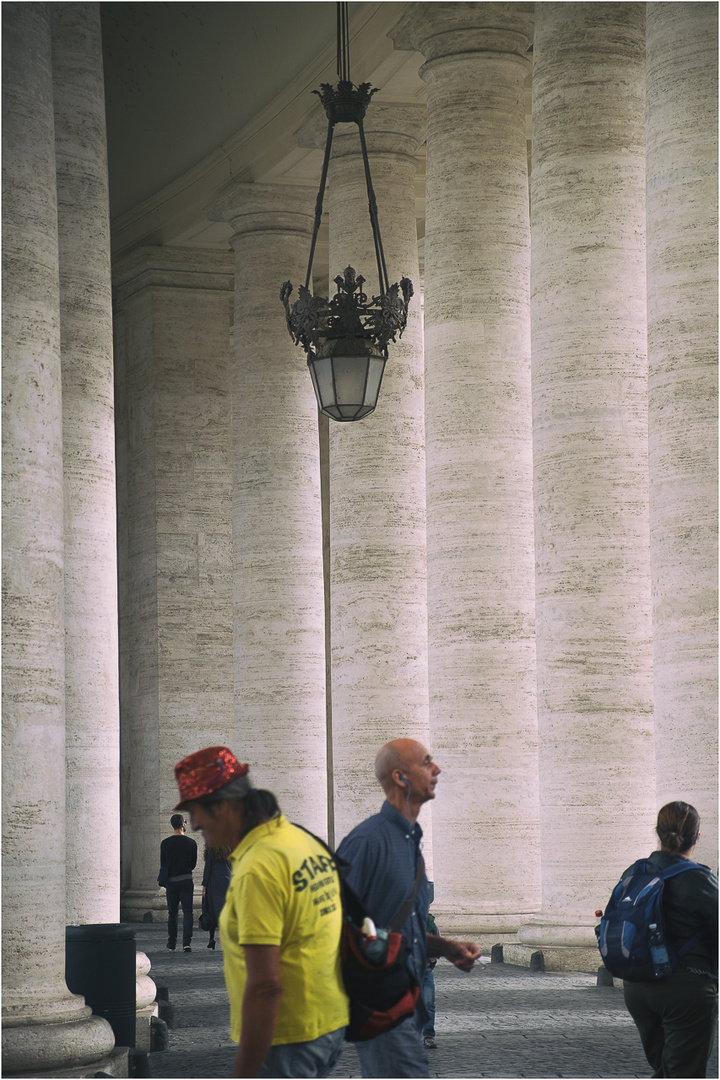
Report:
166,879,194,948
258,1026,345,1078
421,967,436,1038
354,1012,429,1078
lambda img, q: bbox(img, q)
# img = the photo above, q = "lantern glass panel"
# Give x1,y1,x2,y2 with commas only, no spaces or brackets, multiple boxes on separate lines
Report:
332,355,368,408
311,356,335,406
363,356,385,406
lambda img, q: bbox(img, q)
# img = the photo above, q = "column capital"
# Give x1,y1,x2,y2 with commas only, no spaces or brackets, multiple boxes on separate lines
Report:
207,180,315,240
390,2,533,63
113,246,234,303
297,102,426,159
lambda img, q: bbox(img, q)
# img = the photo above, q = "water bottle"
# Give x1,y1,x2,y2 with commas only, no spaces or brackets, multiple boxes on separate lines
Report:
648,922,672,977
363,927,389,964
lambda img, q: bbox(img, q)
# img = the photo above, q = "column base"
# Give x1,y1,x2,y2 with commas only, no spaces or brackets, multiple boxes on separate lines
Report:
135,950,157,1052
512,914,602,971
2,1009,115,1077
431,911,539,957
8,1047,129,1078
517,914,598,949
135,1004,158,1053
433,910,536,936
120,890,166,923
501,941,602,973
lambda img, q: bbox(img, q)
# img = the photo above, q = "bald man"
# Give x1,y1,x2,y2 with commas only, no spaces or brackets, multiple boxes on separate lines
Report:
337,739,480,1078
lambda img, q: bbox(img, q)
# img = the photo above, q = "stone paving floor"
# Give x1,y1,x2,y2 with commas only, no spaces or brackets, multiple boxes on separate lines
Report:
134,923,717,1079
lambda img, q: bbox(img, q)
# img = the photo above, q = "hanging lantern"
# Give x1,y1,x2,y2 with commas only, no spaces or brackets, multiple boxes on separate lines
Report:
280,4,413,422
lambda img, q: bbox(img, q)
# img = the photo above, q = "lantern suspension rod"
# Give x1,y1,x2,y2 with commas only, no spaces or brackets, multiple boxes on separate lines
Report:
304,119,335,292
337,2,350,82
304,115,387,301
304,0,348,292
303,1,389,300
358,118,390,296
280,1,414,422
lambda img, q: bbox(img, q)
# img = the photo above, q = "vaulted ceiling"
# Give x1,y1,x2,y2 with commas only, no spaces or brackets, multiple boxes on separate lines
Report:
101,3,531,263
100,2,435,259
101,2,340,219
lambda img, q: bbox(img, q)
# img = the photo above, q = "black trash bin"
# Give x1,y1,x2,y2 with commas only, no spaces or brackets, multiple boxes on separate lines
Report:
66,923,136,1048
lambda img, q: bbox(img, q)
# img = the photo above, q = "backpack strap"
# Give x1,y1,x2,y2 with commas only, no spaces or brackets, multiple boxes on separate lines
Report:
677,931,704,957
291,822,338,864
292,821,426,933
655,860,705,956
658,860,703,881
388,856,426,933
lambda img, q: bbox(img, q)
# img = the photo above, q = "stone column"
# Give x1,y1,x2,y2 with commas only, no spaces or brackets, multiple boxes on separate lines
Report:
211,183,328,836
2,3,115,1073
114,248,235,919
522,3,654,967
53,3,158,1044
51,1,120,926
391,3,540,937
646,2,718,865
314,106,430,846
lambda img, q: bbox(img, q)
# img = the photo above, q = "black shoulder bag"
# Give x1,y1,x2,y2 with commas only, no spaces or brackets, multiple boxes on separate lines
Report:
294,824,425,1042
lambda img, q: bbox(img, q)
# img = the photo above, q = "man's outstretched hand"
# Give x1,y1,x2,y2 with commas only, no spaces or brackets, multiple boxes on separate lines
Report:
427,934,482,971
445,939,481,971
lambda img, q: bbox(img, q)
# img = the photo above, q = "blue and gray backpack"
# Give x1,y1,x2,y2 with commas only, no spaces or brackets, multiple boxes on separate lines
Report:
596,858,701,982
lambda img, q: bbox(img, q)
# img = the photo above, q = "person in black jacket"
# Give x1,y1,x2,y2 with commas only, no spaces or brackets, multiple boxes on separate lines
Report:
623,801,717,1078
160,813,198,952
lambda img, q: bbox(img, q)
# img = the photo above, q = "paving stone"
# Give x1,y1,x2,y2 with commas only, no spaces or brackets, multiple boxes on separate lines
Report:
133,924,717,1079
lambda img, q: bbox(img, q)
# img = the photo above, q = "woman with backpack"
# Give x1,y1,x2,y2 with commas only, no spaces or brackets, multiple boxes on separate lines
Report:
621,801,717,1078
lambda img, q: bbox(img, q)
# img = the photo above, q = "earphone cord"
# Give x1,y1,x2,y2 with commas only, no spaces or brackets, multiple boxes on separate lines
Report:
404,779,413,823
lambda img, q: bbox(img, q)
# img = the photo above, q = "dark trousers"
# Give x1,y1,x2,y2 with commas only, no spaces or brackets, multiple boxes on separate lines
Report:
624,969,718,1078
166,880,194,948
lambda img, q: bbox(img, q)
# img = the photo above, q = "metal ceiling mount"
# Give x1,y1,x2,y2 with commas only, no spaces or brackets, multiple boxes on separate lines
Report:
280,2,413,422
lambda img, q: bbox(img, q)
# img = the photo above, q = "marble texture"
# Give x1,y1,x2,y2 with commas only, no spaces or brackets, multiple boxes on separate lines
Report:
52,1,121,927
646,1,718,867
2,4,717,1012
213,182,329,837
523,2,655,951
323,106,431,852
2,2,115,1072
391,2,540,931
114,247,235,916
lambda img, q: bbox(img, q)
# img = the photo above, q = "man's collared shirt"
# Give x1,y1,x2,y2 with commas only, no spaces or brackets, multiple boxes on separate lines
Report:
337,801,430,985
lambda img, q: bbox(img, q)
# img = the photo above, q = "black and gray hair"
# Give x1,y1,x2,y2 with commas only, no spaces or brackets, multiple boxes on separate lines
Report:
195,777,281,840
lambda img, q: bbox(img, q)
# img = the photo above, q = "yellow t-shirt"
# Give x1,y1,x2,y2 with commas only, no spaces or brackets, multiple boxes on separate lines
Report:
220,814,349,1045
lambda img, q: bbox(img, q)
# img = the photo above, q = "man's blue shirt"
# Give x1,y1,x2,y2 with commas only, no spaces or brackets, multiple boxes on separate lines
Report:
337,801,430,986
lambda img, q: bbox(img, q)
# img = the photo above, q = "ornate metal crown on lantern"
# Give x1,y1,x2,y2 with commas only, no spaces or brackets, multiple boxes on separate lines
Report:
280,4,413,422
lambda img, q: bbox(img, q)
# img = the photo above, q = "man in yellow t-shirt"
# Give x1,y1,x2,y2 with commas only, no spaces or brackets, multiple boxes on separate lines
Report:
173,746,348,1079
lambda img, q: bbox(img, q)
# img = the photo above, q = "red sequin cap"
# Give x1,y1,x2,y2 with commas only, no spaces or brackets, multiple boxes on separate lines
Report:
174,746,249,809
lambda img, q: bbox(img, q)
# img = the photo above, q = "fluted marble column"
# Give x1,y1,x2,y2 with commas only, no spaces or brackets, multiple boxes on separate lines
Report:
319,106,430,847
646,2,718,865
391,3,539,935
115,247,235,919
522,3,654,965
2,3,114,1072
212,183,328,837
52,1,120,926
